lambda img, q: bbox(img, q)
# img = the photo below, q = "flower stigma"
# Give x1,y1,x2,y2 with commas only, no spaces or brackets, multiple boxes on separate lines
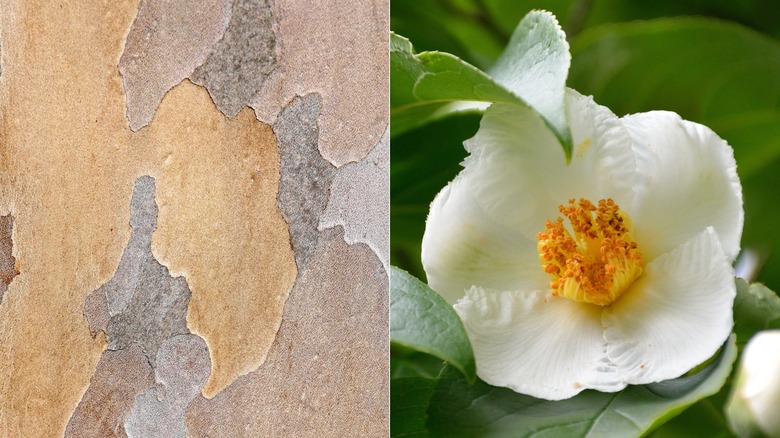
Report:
537,198,644,306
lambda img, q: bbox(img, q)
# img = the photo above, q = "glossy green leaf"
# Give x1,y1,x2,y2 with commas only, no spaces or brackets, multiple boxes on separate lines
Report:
646,398,733,438
733,278,780,346
427,335,737,438
390,32,521,137
391,345,447,380
391,0,507,70
391,10,573,155
390,266,476,383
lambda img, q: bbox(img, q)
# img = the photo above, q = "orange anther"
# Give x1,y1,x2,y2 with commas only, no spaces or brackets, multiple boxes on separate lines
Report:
537,198,644,306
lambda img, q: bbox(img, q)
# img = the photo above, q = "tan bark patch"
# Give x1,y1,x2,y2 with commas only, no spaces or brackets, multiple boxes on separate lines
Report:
148,81,296,397
186,227,389,437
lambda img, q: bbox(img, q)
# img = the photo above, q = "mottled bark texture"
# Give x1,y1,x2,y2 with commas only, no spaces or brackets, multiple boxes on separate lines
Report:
0,0,387,435
0,5,294,430
250,0,389,166
186,227,389,437
98,177,192,368
191,0,278,117
65,346,154,438
320,127,390,271
119,0,232,130
72,177,211,436
274,94,336,272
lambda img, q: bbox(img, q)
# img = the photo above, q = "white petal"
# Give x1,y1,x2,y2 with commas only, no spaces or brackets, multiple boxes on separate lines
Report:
624,111,743,261
603,228,735,384
565,89,637,207
423,95,636,302
462,94,636,238
455,287,626,400
458,103,571,240
422,181,547,304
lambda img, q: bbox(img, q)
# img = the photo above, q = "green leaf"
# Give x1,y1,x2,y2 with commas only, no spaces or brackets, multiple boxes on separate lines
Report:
427,335,737,438
733,278,780,346
646,398,733,438
489,10,572,154
391,376,437,438
390,0,508,70
391,11,573,155
390,266,476,383
390,32,521,138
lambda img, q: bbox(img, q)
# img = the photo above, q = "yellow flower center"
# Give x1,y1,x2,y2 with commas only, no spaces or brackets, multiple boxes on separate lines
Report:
537,198,644,306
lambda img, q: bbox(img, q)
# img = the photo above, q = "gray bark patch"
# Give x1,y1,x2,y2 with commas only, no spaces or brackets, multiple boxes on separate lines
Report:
64,345,154,438
319,126,389,271
0,214,19,304
190,0,277,118
125,335,211,438
273,94,336,272
76,177,214,436
86,176,192,370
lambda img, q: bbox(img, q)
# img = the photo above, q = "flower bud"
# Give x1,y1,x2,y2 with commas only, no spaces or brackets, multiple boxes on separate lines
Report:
727,330,780,438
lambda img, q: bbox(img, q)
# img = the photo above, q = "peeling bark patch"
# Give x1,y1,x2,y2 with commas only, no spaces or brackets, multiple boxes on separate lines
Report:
88,176,191,369
64,345,154,438
191,0,277,118
125,335,210,437
249,0,389,166
75,178,213,436
185,228,389,436
274,94,336,272
119,0,231,131
319,126,389,271
0,214,19,304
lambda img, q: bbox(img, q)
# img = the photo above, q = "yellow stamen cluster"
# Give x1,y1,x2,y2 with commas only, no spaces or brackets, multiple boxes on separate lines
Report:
537,198,644,306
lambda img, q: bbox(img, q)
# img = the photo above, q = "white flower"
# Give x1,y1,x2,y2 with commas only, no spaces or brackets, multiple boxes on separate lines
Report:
421,89,743,400
727,330,780,438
